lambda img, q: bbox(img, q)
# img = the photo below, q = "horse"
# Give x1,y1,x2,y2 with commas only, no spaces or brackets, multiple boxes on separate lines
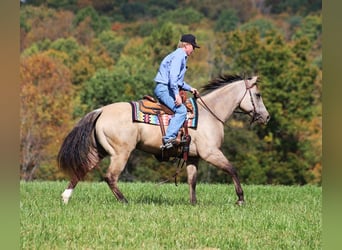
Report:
57,74,270,205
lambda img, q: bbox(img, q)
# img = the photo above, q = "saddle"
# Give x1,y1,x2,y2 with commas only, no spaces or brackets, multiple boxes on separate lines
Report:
139,94,194,117
138,95,173,115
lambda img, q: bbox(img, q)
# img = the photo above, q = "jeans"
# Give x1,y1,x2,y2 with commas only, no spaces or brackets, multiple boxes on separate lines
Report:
154,83,187,141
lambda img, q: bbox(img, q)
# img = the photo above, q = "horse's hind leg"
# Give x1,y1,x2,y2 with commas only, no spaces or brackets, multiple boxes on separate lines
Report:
61,175,80,204
104,154,130,203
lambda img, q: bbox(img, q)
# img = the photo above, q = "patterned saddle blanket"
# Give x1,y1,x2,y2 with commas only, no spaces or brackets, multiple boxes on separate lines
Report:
130,95,198,128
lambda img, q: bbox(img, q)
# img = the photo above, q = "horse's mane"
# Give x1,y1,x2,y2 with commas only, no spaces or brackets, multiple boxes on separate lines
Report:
200,74,244,94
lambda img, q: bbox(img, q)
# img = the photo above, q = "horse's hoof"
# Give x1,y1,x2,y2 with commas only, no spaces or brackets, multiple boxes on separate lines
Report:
236,200,245,206
190,199,197,206
120,198,129,204
62,197,69,204
61,189,73,204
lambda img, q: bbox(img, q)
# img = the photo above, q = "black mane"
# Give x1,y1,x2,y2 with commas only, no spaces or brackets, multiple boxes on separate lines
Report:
201,74,244,94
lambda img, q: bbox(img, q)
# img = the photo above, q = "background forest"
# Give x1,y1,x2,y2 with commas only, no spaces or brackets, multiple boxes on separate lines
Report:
20,0,322,185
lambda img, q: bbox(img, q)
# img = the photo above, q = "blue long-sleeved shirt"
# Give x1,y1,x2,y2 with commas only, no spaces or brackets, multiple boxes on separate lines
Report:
154,48,192,96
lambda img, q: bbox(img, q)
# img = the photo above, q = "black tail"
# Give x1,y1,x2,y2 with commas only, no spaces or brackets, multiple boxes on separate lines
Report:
57,109,103,180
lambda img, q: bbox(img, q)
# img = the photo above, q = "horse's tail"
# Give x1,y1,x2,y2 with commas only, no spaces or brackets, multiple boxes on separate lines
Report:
57,109,104,180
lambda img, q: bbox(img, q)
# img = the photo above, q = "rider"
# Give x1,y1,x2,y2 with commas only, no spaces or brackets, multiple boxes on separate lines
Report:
154,34,200,149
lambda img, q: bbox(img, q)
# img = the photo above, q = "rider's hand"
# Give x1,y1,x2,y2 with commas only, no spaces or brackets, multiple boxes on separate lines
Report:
175,94,182,106
191,88,199,97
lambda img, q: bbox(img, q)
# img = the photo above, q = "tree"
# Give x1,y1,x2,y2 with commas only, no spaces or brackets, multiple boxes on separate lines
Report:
80,37,155,110
20,53,74,180
215,9,239,33
20,6,74,50
146,22,180,66
24,37,114,85
73,6,111,35
239,18,277,38
264,0,321,15
94,30,127,62
157,8,204,26
292,14,322,42
214,28,321,184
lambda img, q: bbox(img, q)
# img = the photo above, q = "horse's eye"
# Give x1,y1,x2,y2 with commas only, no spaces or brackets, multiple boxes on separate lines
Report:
256,93,261,98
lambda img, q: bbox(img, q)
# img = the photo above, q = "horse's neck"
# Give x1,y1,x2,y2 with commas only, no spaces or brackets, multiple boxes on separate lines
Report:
201,81,244,122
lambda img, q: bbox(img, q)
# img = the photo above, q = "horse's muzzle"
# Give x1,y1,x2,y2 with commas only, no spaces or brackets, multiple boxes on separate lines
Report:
252,113,270,125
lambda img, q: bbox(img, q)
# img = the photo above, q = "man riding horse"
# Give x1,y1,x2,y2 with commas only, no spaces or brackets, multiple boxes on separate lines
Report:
154,34,200,149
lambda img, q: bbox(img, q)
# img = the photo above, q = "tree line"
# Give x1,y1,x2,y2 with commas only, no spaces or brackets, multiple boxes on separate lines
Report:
20,0,322,185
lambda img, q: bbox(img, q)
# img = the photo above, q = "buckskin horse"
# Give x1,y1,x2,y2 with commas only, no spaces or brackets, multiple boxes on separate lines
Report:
58,74,270,205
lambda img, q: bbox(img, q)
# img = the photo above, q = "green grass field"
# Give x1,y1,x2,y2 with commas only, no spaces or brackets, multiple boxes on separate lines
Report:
20,181,321,249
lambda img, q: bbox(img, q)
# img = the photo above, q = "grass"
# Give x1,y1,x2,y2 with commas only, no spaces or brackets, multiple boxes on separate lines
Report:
20,181,321,249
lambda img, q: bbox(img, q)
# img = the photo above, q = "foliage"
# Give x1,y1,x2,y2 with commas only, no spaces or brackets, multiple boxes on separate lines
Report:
265,0,321,15
146,22,180,65
216,27,321,184
20,6,74,49
95,30,127,62
239,18,278,37
22,37,114,85
157,8,204,25
184,0,255,22
292,14,322,42
73,6,111,35
20,53,74,180
120,2,147,21
215,9,240,33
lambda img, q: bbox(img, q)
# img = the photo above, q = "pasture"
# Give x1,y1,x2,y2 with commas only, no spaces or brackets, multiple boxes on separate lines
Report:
20,181,321,249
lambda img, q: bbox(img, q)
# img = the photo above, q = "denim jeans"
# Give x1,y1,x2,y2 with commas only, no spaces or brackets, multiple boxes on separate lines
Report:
154,83,187,140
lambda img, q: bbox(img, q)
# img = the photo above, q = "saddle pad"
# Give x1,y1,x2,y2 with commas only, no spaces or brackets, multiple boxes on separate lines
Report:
130,97,198,128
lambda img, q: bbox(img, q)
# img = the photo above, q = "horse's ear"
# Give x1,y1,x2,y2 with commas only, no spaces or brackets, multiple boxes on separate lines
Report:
250,76,258,83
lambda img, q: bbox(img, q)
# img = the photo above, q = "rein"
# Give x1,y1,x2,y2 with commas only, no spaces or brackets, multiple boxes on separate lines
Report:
196,79,258,125
196,95,225,124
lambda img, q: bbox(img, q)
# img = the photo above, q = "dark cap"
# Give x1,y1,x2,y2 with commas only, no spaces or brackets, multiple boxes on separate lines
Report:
180,34,200,48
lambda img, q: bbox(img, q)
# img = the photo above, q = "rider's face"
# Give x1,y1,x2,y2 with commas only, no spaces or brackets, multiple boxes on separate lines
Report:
185,43,195,56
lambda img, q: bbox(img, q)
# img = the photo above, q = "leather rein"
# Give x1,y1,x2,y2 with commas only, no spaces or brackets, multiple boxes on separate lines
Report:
196,79,259,125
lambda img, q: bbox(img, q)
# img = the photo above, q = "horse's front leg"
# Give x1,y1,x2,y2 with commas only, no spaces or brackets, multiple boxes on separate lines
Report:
201,150,244,205
225,163,244,205
186,158,199,205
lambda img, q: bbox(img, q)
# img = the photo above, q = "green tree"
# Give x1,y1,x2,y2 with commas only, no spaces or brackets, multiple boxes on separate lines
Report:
214,28,320,184
265,0,321,15
157,8,204,25
73,6,111,35
215,9,239,33
292,14,322,42
49,37,113,85
95,31,127,62
121,2,147,21
80,37,156,111
240,18,277,37
146,22,179,66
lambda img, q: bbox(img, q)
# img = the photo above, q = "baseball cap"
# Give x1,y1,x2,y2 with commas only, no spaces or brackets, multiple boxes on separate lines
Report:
180,34,200,48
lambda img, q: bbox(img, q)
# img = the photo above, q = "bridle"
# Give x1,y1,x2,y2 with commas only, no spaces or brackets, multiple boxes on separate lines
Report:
236,79,260,124
196,79,260,125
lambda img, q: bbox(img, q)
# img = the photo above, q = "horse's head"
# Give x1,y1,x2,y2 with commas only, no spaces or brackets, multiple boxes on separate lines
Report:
239,76,270,125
